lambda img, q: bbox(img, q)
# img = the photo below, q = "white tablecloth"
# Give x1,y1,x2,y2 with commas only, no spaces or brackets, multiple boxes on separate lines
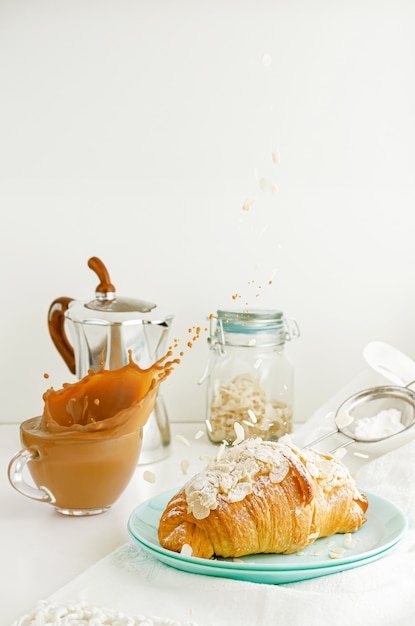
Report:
11,369,415,626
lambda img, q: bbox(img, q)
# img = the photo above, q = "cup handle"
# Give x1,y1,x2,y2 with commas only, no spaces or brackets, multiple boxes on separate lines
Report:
8,449,54,503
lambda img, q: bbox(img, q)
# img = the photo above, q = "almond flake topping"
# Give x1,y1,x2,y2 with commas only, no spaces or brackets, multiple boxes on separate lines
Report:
233,422,245,446
184,438,359,520
180,543,193,557
185,439,293,519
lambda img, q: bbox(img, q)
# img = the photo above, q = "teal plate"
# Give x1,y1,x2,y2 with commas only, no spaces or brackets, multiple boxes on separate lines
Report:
127,489,407,584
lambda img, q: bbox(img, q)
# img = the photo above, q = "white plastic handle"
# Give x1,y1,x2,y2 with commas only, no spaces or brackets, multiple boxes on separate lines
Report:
363,341,415,387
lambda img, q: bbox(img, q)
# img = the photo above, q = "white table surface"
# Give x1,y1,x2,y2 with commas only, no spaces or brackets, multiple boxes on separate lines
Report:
0,421,214,625
2,395,415,626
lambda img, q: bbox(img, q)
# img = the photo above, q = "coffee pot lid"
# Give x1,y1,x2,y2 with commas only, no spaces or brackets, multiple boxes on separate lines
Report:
66,257,173,325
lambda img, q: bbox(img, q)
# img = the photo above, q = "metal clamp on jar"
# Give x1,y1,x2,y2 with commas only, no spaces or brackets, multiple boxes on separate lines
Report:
200,309,300,444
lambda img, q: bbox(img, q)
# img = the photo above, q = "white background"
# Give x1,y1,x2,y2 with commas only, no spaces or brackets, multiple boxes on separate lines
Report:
1,0,415,425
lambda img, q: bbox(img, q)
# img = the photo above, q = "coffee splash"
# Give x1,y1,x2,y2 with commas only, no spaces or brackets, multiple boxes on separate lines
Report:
41,350,180,436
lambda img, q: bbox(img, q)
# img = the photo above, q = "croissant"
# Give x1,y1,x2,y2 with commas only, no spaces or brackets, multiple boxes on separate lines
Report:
158,438,368,559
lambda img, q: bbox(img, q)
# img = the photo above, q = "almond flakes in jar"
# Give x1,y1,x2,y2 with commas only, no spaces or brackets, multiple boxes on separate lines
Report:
200,309,299,444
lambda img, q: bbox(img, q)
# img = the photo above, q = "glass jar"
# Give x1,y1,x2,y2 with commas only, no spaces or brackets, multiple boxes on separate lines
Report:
201,309,299,444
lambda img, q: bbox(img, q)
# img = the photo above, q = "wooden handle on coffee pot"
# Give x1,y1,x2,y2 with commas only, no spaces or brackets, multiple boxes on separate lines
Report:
88,257,116,295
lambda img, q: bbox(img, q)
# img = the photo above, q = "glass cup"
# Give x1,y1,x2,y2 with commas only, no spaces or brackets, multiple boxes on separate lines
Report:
8,416,143,516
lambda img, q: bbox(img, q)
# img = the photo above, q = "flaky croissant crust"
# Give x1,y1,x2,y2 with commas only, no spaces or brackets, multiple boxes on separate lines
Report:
158,439,368,559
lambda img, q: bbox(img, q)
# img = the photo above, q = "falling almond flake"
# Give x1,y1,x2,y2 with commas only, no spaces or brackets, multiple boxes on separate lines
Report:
180,459,190,475
242,196,255,211
258,177,278,194
259,224,270,237
247,409,258,423
176,434,190,447
194,430,204,440
272,149,280,164
143,470,156,484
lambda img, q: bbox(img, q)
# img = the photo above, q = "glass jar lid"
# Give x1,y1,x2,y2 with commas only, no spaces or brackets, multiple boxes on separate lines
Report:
209,308,299,348
216,309,285,334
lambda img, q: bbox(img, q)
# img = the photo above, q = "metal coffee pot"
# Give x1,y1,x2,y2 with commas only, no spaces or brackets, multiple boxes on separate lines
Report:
48,256,174,463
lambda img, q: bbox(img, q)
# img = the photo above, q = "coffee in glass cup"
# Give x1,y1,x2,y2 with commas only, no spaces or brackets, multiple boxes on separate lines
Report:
8,350,179,515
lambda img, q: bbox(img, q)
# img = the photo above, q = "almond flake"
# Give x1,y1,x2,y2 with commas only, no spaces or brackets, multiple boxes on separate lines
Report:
233,422,245,445
180,543,193,557
142,470,156,484
199,454,215,465
272,149,280,164
334,447,347,460
217,441,227,461
194,430,205,440
258,177,278,194
328,550,344,559
176,434,190,447
335,411,354,429
242,196,255,211
181,459,190,475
